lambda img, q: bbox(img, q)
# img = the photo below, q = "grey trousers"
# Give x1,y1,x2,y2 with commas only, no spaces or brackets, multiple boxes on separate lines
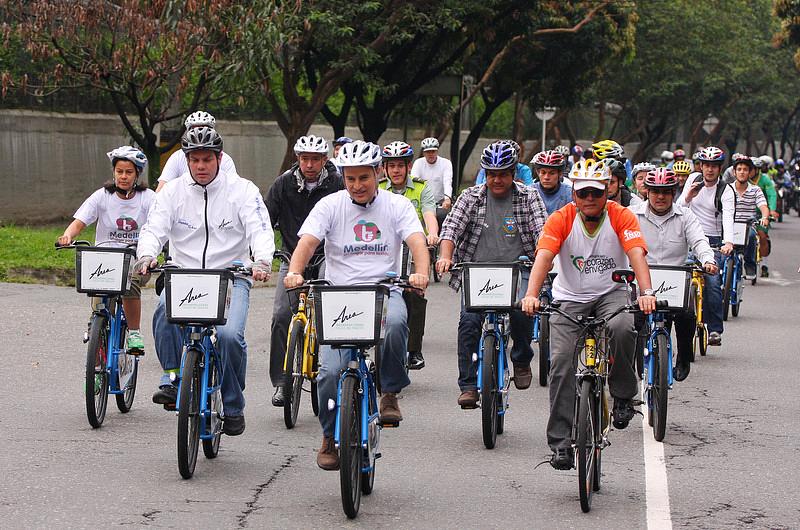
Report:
546,288,637,451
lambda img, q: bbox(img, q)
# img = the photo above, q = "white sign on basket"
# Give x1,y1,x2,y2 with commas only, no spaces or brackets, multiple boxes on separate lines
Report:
731,222,748,246
320,290,377,342
168,274,223,321
646,268,689,310
79,250,128,292
467,267,515,308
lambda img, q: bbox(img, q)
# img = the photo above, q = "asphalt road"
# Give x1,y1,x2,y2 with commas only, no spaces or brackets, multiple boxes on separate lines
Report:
1,217,799,528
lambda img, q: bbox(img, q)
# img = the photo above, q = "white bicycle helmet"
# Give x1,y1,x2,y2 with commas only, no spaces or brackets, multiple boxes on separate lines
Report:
336,140,382,168
181,126,223,153
107,145,148,174
294,134,329,155
631,161,656,175
185,111,216,129
570,159,611,182
553,144,570,157
421,137,440,151
660,150,674,161
758,155,774,169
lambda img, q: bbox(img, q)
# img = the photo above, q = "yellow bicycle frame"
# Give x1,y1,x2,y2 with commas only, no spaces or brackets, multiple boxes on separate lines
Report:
283,291,318,380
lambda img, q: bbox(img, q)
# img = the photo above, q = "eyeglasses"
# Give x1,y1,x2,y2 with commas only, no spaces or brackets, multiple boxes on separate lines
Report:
575,187,605,199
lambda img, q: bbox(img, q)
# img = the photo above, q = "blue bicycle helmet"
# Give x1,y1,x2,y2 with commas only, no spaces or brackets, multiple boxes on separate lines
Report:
480,141,518,171
334,136,353,146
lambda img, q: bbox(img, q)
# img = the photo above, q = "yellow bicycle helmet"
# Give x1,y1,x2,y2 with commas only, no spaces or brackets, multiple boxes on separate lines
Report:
672,160,692,175
591,139,623,160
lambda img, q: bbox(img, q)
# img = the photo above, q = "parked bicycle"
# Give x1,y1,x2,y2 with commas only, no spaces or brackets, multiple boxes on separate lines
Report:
56,240,139,428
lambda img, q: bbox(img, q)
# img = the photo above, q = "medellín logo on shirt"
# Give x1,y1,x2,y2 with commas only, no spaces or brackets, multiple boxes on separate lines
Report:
354,220,381,242
110,215,139,241
345,220,389,256
502,216,517,234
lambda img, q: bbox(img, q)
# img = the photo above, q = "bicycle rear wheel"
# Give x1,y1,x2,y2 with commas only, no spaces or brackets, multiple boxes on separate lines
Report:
481,334,499,449
722,260,733,321
284,320,305,429
732,261,744,317
652,334,670,442
115,319,138,413
576,378,598,513
361,363,378,495
202,354,223,459
339,374,362,518
696,324,707,357
85,314,110,428
177,348,202,479
538,314,550,387
311,339,320,416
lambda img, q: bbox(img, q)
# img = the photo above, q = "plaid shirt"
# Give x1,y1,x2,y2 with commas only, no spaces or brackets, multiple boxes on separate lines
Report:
440,182,548,290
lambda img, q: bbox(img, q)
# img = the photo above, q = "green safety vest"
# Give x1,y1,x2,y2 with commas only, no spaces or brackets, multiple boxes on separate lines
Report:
380,177,428,228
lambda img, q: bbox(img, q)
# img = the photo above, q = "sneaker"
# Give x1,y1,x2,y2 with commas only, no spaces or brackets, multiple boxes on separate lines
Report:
457,390,479,409
513,363,533,390
744,264,757,279
674,361,690,382
152,384,177,406
222,415,245,436
126,330,145,355
317,436,339,471
708,331,722,346
408,351,425,370
271,386,287,407
612,398,635,429
761,265,769,278
550,447,574,470
379,393,403,424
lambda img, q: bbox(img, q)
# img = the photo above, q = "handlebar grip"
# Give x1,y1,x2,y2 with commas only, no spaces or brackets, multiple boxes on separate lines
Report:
655,300,669,309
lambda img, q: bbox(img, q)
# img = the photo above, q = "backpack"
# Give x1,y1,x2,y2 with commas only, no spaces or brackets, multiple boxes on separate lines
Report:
692,174,727,216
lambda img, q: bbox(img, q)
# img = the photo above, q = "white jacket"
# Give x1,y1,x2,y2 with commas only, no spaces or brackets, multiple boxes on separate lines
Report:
138,170,274,269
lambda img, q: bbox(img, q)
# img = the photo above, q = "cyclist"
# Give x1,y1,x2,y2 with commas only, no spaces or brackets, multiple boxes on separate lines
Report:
284,140,429,470
531,150,573,215
672,160,693,197
437,141,548,408
520,159,657,470
661,150,674,167
332,136,353,174
570,144,585,168
631,162,652,201
265,135,343,407
57,146,155,354
630,167,718,381
552,144,572,175
606,159,641,207
381,140,440,370
752,156,778,277
135,127,274,436
729,155,771,278
476,140,534,186
673,148,687,163
411,137,453,225
156,111,237,192
677,146,733,346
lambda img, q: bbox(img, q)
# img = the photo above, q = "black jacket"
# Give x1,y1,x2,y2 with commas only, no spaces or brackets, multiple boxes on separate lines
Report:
265,160,344,254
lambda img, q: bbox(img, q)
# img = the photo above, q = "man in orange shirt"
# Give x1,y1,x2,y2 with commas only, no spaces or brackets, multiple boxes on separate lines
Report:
521,160,657,470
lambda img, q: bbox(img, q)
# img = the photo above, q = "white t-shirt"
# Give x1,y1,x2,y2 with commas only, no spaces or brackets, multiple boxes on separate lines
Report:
74,188,156,247
678,179,725,238
158,149,237,183
411,156,453,202
298,189,424,285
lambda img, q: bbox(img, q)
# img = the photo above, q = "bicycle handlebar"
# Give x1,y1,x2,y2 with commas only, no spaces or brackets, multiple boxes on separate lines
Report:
149,262,253,276
538,299,668,328
54,240,91,249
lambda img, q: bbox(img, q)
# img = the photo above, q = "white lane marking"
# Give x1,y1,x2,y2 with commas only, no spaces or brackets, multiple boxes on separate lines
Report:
642,407,673,530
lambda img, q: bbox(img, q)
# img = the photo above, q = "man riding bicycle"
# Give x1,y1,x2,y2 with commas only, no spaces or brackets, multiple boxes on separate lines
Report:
531,150,573,215
136,127,274,436
630,167,718,381
476,140,534,186
411,137,453,225
520,159,657,470
437,141,548,408
284,140,429,471
380,140,440,370
729,155,771,279
265,134,343,407
751,156,778,278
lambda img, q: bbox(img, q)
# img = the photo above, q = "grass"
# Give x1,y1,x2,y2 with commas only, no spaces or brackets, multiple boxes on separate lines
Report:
0,223,284,285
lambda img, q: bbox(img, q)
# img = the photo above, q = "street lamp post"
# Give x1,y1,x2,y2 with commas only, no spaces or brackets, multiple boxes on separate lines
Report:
535,107,556,151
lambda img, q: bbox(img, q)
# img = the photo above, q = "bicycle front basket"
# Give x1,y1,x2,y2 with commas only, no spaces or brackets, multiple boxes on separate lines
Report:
313,285,389,347
75,246,135,295
462,263,520,311
646,264,692,311
164,269,233,325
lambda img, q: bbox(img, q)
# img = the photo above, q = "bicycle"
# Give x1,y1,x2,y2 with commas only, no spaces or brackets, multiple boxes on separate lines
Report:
274,250,325,429
453,257,531,449
534,272,556,387
721,220,753,320
154,261,251,479
688,264,708,358
538,269,648,513
56,240,140,428
313,273,419,518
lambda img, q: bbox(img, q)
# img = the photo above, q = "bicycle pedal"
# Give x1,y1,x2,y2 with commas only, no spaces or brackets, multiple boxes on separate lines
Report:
126,348,144,357
163,403,176,412
379,420,400,428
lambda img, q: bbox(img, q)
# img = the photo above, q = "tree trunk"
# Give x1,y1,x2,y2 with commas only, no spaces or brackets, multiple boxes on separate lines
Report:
321,91,354,139
595,100,606,140
511,92,525,144
455,93,509,188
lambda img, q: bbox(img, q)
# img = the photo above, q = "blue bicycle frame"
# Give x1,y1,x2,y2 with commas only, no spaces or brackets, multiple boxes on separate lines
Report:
175,326,225,442
476,312,510,415
644,311,673,391
333,352,380,473
722,251,744,308
93,295,136,396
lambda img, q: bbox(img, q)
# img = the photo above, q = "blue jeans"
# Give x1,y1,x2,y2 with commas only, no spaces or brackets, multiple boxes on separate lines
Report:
153,278,251,416
456,272,533,391
704,236,724,334
317,290,410,437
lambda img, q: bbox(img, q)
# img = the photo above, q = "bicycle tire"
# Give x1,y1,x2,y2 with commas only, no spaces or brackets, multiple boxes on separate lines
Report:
311,338,320,416
481,333,499,449
733,260,744,317
202,354,223,459
538,314,550,387
697,324,707,357
115,319,137,413
339,374,362,519
722,259,734,321
430,246,440,283
177,348,202,479
652,333,669,442
361,362,378,495
283,320,305,429
85,314,110,428
577,378,597,513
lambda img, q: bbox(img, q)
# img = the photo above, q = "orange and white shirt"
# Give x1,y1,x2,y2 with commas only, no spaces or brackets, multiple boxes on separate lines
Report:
536,201,647,303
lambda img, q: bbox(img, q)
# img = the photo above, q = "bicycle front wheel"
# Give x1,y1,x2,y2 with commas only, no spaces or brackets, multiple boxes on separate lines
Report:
696,324,707,357
115,319,138,413
202,354,223,459
538,314,550,387
732,262,744,317
177,348,202,479
722,260,733,321
577,378,598,513
652,334,670,442
339,374,362,519
85,314,110,428
481,334,499,449
284,320,305,429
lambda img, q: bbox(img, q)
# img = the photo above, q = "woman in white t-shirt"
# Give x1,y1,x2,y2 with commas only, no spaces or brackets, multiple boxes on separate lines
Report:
57,146,156,353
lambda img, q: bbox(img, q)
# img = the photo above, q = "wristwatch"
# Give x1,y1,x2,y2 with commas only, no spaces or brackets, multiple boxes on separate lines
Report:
642,288,656,296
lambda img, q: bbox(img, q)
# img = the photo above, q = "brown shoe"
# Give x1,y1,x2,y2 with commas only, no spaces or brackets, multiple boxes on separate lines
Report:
513,363,532,390
316,436,339,471
379,393,403,423
457,390,479,409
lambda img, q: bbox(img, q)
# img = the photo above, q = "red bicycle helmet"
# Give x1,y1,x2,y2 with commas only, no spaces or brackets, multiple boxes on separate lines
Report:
644,167,678,188
532,150,565,168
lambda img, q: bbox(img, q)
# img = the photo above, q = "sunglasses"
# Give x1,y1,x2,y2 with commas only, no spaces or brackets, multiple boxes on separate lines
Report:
575,188,606,199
